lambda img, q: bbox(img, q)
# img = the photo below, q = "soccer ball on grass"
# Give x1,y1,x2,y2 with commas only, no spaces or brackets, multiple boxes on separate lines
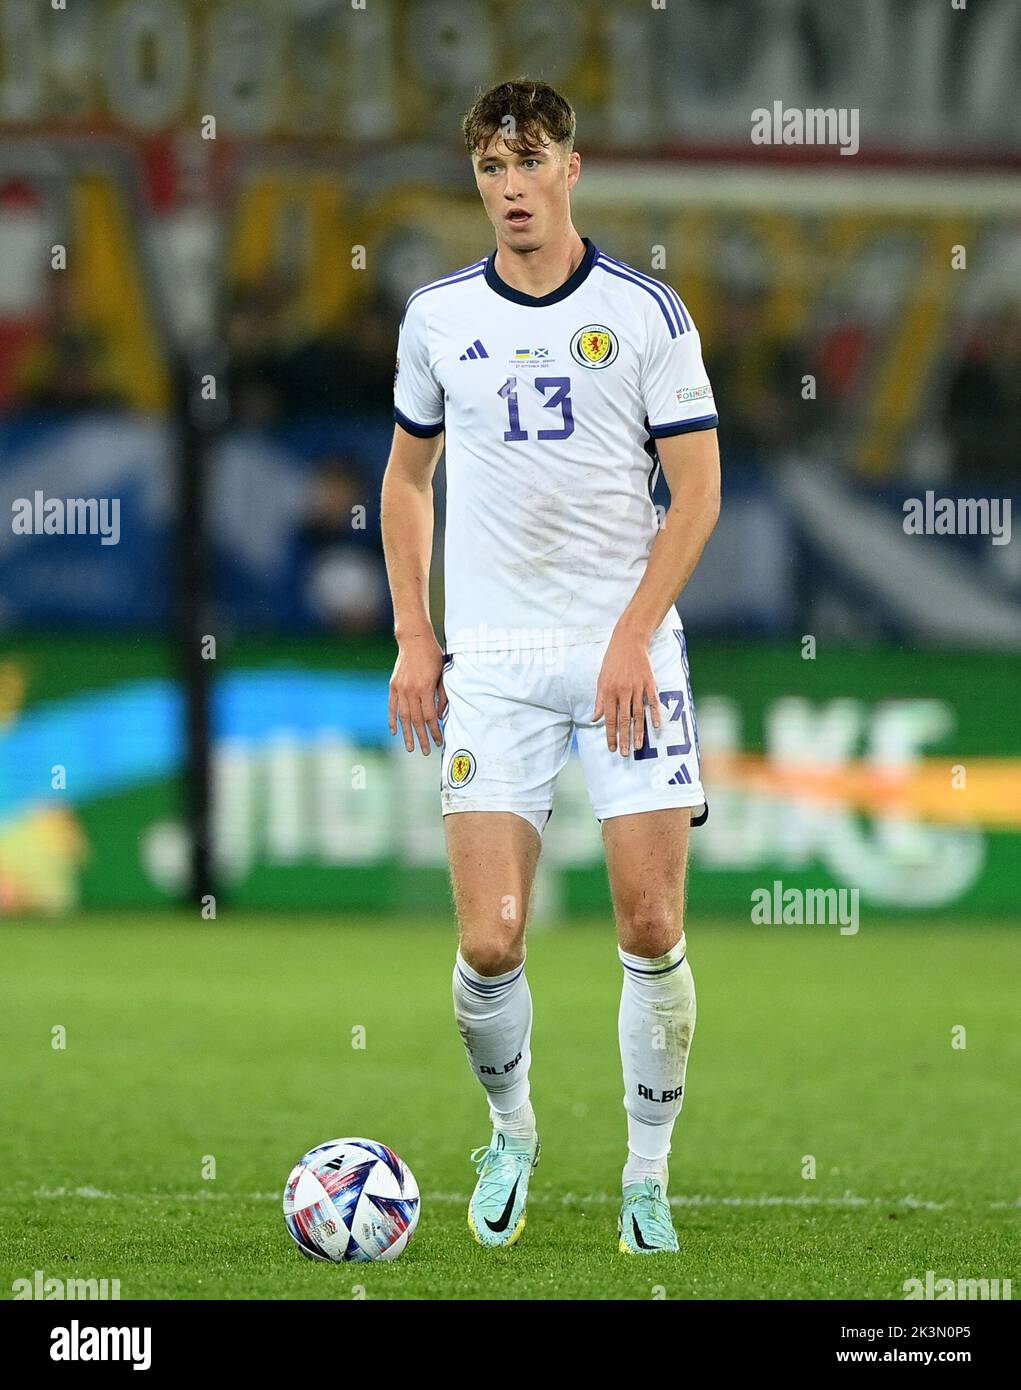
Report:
283,1137,420,1263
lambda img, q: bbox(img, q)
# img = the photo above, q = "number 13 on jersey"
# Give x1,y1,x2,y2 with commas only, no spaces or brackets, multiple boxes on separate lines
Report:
498,376,575,441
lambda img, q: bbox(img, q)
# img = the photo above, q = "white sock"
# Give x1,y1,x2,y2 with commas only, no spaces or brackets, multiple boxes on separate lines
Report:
489,1098,536,1142
618,935,696,1190
623,1149,669,1189
452,951,534,1128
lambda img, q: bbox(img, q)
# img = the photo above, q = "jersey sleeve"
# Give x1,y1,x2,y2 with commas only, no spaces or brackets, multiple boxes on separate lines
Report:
639,289,718,439
393,295,444,437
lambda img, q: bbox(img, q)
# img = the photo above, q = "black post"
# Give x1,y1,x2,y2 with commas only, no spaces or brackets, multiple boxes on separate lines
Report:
174,336,228,909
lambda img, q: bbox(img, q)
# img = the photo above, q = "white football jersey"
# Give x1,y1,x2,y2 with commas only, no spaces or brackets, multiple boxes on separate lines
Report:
393,237,717,654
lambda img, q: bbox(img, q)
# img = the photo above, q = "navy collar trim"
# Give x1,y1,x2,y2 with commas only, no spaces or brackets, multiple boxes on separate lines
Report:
484,236,598,307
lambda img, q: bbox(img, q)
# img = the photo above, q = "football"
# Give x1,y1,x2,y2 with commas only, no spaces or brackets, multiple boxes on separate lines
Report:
282,1138,420,1263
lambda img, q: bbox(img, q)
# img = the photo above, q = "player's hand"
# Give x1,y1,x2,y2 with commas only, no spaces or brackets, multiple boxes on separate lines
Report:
592,624,661,757
388,634,448,754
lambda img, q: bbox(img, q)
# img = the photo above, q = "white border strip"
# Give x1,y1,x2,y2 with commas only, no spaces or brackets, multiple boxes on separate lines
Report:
27,1186,1009,1213
577,163,1021,214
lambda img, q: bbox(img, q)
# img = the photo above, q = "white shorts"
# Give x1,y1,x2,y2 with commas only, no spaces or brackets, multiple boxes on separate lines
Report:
438,620,708,836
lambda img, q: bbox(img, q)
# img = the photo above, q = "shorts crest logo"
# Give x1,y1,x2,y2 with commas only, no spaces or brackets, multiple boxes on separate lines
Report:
571,324,619,369
447,749,476,787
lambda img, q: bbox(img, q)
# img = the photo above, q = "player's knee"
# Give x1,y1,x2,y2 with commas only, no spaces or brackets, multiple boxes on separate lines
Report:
458,932,526,977
617,906,683,959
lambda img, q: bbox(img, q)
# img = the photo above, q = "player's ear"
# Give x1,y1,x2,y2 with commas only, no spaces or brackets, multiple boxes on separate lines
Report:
566,148,581,188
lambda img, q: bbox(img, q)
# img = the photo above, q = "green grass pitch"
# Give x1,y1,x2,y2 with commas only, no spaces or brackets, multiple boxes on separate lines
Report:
2,914,1018,1300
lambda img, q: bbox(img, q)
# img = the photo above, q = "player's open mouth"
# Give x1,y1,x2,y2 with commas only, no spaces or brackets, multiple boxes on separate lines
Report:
506,210,533,225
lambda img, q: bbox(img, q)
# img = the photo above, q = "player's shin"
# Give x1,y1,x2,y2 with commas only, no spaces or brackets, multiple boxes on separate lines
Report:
452,951,536,1140
617,936,696,1190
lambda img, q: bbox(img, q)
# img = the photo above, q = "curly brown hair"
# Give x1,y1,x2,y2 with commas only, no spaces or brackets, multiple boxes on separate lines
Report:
462,77,576,158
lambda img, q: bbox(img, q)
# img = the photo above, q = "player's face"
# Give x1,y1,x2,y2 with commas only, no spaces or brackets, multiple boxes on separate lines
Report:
472,134,580,251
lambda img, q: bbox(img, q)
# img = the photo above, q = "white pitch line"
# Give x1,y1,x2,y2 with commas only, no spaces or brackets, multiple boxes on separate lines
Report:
25,1186,991,1212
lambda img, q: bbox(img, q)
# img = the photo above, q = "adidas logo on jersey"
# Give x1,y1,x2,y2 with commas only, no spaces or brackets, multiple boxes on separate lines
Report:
459,339,489,360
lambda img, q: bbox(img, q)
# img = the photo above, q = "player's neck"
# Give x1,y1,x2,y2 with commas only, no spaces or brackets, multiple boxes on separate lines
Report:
492,228,587,300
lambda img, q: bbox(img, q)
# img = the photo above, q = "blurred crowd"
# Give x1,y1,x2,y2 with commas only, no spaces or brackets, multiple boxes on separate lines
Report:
3,265,1019,636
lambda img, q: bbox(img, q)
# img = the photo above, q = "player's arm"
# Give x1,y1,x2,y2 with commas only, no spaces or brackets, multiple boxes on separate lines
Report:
595,292,721,757
616,427,720,642
594,429,720,756
381,423,447,754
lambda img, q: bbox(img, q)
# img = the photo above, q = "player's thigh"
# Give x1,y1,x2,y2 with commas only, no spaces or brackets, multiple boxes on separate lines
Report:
444,810,543,974
602,807,692,956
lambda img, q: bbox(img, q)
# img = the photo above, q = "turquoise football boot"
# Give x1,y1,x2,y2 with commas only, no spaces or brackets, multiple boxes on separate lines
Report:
618,1177,680,1254
467,1131,541,1248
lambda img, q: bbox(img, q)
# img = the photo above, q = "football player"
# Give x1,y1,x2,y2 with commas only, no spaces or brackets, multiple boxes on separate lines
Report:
382,78,720,1255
